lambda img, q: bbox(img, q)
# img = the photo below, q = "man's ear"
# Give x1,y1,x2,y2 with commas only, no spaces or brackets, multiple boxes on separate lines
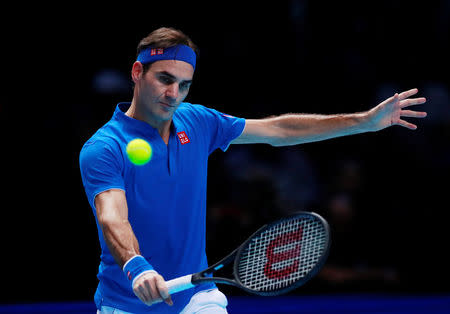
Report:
131,61,144,83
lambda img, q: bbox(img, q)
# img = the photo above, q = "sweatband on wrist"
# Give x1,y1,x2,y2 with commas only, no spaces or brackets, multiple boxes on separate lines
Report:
123,255,154,286
137,44,196,70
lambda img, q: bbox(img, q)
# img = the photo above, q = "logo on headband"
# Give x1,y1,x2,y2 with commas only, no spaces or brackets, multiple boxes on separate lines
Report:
150,48,164,56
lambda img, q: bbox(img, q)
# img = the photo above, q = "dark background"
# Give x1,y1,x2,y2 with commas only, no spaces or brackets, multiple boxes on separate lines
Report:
1,0,449,304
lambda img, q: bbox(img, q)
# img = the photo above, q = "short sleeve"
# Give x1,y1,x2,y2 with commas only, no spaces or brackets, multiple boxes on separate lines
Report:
79,139,125,209
193,105,246,154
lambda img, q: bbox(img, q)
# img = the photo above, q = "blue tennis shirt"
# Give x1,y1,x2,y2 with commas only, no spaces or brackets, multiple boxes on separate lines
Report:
79,102,246,313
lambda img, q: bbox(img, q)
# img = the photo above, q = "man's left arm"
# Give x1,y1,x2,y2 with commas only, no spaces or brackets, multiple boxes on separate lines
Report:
231,88,427,147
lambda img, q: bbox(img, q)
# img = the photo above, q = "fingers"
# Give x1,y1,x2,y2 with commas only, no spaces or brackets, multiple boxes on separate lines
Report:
155,275,173,306
400,110,427,118
398,88,418,100
396,119,417,130
397,88,427,109
134,279,152,305
399,97,427,108
137,281,153,304
146,277,160,303
372,88,427,131
135,287,148,304
133,272,173,307
394,109,427,130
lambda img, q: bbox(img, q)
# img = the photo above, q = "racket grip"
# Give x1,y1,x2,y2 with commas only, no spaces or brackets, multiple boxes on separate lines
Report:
166,274,195,295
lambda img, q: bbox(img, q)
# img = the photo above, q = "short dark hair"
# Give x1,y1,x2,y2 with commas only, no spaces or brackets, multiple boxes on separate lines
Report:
137,27,199,73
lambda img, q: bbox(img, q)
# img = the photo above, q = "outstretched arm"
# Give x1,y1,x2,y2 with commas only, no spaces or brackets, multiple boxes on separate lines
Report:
231,88,427,146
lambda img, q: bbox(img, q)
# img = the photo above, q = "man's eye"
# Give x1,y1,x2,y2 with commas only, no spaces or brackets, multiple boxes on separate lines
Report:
159,76,172,84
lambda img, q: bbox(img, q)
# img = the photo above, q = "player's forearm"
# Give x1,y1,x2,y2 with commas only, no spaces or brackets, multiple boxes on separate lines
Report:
95,189,141,268
100,219,141,268
270,112,370,146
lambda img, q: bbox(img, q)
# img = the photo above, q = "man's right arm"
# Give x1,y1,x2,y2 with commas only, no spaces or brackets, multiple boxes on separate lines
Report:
95,189,173,307
95,189,140,266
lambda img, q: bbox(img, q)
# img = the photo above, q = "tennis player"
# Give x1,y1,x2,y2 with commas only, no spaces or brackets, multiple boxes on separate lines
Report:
79,27,427,313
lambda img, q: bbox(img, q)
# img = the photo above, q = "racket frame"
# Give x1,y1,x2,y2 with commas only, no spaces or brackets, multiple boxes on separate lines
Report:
231,211,331,296
190,211,330,296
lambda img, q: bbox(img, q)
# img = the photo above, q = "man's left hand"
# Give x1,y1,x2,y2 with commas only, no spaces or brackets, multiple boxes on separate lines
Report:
367,88,427,131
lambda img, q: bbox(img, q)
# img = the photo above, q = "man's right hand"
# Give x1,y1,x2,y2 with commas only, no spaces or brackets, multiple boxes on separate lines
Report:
132,271,173,307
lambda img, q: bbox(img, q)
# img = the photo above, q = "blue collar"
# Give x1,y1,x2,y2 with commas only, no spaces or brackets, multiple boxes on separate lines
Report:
114,102,180,136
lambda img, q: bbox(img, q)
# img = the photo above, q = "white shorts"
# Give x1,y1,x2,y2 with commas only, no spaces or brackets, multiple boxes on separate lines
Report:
97,288,228,314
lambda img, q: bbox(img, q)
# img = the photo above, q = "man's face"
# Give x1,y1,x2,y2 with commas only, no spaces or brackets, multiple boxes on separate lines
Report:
135,60,194,122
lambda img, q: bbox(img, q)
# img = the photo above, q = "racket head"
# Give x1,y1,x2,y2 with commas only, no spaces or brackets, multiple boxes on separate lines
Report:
233,211,330,296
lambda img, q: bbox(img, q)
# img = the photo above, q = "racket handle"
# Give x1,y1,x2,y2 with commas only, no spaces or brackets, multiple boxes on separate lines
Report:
166,274,195,294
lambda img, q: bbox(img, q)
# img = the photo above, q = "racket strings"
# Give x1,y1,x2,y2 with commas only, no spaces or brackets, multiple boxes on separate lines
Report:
237,217,327,292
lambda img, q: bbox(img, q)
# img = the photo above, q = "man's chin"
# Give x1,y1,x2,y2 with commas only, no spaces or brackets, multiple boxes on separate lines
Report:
154,106,176,121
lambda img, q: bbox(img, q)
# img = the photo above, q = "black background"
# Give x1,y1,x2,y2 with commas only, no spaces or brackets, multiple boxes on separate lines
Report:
1,1,449,304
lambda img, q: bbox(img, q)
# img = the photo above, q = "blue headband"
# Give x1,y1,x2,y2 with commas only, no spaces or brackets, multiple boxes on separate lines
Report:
137,44,196,70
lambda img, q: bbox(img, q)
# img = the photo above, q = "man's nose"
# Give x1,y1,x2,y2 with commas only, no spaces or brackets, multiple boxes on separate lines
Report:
165,83,179,101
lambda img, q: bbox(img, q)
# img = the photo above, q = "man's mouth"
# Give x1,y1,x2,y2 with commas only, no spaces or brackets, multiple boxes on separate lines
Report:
159,102,175,108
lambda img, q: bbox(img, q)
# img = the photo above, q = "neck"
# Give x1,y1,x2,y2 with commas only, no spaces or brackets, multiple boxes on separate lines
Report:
126,98,172,144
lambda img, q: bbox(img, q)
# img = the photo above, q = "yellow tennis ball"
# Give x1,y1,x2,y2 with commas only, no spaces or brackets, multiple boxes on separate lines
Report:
126,138,152,166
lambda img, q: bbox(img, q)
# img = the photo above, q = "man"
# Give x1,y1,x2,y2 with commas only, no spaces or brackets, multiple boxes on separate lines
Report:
80,27,426,313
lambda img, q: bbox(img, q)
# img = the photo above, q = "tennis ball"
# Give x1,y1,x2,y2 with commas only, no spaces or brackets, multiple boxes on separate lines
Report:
126,138,152,166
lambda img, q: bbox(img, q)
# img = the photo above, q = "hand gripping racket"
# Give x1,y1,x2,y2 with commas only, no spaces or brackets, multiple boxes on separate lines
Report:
166,212,330,296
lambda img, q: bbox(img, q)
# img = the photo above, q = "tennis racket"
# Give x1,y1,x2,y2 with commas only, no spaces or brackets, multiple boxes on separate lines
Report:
166,211,330,296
